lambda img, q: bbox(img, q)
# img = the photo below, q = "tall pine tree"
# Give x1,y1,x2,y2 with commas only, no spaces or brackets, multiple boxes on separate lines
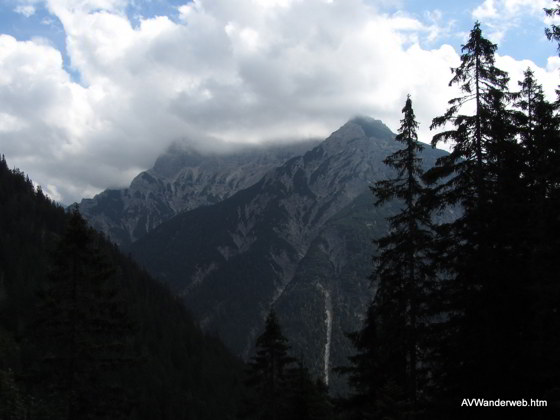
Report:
425,21,536,405
29,208,134,419
241,310,296,420
341,96,433,419
512,68,560,400
371,95,433,413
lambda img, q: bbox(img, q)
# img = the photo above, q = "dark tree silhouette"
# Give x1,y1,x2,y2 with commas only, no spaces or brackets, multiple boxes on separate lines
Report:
341,96,433,419
422,22,519,403
512,68,560,398
545,0,560,53
241,310,333,420
336,305,384,420
370,95,434,414
421,21,560,412
0,155,244,420
284,360,334,420
242,310,296,420
30,208,134,419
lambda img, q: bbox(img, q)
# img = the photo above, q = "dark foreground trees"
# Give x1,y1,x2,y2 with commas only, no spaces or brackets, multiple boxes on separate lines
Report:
339,95,433,418
0,156,243,419
28,208,134,419
423,21,560,408
242,310,295,420
343,20,560,418
423,20,525,403
241,310,333,420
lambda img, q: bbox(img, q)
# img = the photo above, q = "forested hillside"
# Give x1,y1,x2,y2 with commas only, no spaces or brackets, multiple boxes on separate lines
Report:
2,7,560,419
0,155,243,419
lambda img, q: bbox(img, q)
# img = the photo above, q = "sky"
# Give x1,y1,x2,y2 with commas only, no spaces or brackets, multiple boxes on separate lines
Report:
1,0,559,204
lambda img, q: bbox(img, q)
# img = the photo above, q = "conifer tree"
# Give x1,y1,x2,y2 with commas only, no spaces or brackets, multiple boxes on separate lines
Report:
513,68,556,248
512,68,560,397
371,95,433,416
284,361,334,420
0,327,29,420
428,21,509,208
241,310,296,420
341,96,432,418
29,208,134,419
545,0,560,53
424,22,533,403
336,305,384,419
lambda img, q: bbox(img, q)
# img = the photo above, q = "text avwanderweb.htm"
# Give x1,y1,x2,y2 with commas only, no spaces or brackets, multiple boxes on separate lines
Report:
462,398,547,407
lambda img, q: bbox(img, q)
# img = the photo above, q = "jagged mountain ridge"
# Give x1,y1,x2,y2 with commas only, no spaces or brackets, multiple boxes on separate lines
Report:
129,117,448,390
78,140,319,247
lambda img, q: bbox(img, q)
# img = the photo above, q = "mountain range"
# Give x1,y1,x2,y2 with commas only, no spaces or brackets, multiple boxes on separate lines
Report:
79,140,319,248
80,116,449,391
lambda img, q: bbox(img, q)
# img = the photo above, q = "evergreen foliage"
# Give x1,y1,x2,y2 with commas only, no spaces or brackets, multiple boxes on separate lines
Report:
343,19,560,418
28,208,134,419
241,310,333,420
335,305,382,419
340,96,433,418
241,310,296,419
284,362,334,420
372,95,434,415
0,155,244,419
512,68,560,399
3,14,560,419
0,326,29,420
545,0,560,53
422,22,522,404
428,21,510,209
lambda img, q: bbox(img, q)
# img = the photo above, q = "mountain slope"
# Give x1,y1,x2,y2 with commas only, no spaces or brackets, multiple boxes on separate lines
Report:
0,155,243,419
130,117,448,390
79,140,318,247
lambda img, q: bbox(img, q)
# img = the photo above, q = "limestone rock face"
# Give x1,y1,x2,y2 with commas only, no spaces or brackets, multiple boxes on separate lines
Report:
78,141,318,247
128,117,448,391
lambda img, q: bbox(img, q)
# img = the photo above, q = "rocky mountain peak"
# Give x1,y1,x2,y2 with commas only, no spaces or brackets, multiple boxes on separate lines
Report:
151,145,206,180
124,117,450,392
348,115,394,139
78,139,319,247
317,116,395,157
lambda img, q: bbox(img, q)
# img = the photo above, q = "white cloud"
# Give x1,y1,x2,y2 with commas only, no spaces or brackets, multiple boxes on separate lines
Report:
474,0,553,21
473,0,556,43
1,0,558,204
473,0,498,19
14,5,37,17
497,54,559,100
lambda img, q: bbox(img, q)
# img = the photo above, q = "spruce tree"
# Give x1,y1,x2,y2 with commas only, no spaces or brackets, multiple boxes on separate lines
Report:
336,305,384,419
29,208,134,419
428,21,509,208
241,310,296,420
513,68,560,398
545,0,560,53
341,96,433,418
372,95,433,416
425,22,534,403
512,68,556,255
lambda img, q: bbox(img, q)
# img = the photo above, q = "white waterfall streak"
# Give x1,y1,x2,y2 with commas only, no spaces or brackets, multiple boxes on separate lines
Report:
317,283,333,385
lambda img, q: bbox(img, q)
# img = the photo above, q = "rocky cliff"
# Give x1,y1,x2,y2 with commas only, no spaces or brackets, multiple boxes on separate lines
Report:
128,117,448,390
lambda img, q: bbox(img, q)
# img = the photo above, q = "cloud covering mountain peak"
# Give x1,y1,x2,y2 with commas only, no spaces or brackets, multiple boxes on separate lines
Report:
1,0,558,203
